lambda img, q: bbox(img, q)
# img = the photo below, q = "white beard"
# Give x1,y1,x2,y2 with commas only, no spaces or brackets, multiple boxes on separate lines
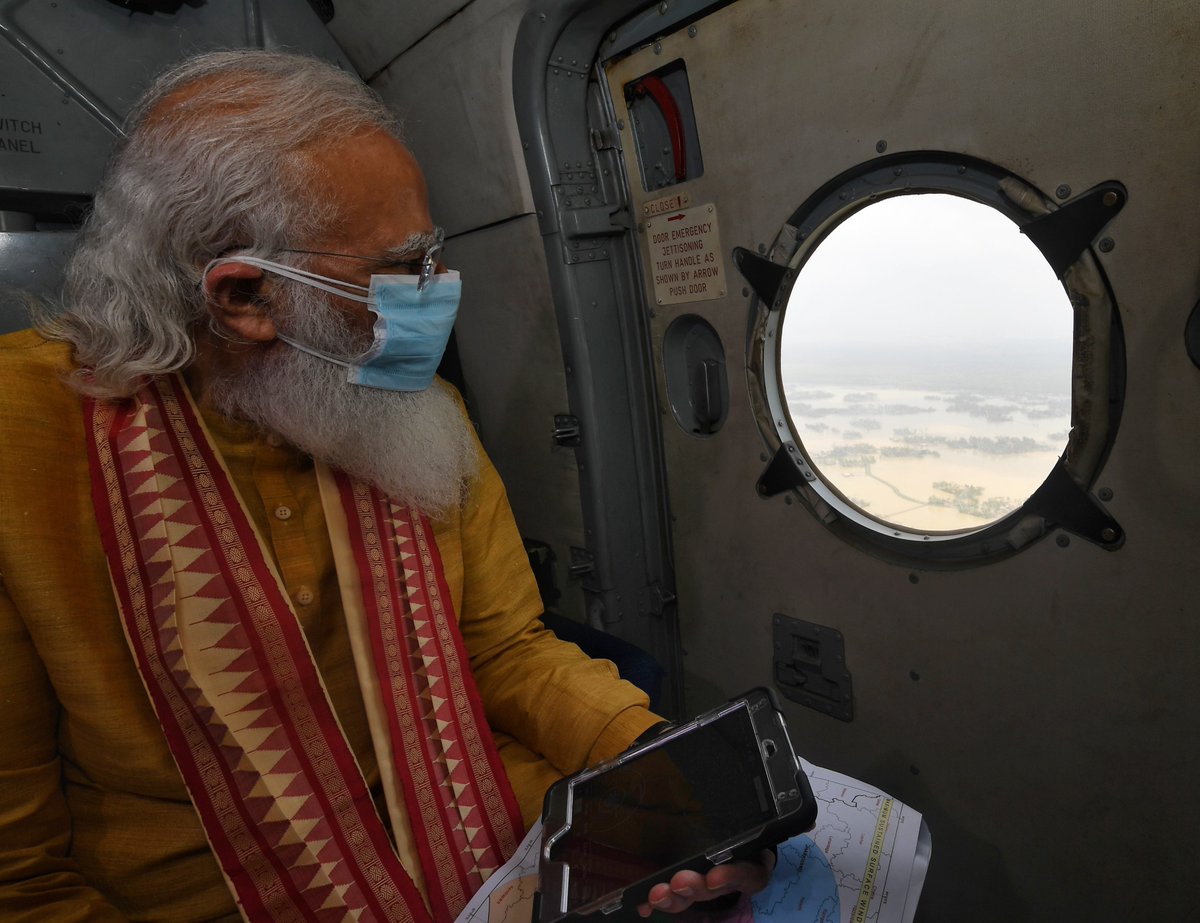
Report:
207,282,479,518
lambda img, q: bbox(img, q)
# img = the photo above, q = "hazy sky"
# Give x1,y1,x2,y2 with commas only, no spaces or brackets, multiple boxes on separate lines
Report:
780,193,1074,361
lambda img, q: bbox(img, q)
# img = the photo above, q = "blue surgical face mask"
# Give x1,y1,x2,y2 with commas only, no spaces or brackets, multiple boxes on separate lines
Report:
204,256,461,392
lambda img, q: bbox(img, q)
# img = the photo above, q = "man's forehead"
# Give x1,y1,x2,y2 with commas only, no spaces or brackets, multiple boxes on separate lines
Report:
299,130,433,249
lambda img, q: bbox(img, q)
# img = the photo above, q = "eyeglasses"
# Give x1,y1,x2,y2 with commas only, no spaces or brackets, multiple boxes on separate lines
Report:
279,227,445,292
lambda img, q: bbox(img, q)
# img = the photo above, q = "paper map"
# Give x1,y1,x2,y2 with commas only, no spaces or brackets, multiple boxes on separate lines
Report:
455,762,929,923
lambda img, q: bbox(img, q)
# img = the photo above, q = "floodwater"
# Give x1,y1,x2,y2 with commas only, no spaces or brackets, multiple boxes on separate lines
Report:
782,379,1070,533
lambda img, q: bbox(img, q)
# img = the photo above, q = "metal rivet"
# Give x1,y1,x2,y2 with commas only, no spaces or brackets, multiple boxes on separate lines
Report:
875,139,887,153
657,0,667,12
688,25,698,37
1056,534,1070,548
957,165,967,174
1055,184,1072,199
653,41,662,54
1099,237,1115,253
1101,527,1118,543
1102,191,1119,207
892,167,902,176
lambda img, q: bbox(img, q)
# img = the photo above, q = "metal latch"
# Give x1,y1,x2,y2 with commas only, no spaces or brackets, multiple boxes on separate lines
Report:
568,547,595,577
553,414,581,446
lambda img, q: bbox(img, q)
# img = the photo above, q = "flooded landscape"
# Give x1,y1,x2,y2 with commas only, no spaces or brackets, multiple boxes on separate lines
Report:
780,348,1071,532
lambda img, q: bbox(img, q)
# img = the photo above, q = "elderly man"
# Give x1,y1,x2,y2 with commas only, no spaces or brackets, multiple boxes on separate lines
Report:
0,51,768,922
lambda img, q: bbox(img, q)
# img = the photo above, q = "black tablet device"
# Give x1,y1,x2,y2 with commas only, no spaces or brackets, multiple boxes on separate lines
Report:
536,688,816,922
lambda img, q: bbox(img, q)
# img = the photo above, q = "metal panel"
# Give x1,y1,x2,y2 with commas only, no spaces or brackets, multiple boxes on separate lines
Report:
601,1,1199,921
323,0,471,79
445,214,587,620
369,0,535,237
0,229,72,332
0,0,351,211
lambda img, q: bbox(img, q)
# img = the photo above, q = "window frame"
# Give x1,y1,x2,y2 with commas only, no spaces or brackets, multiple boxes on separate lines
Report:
744,152,1126,566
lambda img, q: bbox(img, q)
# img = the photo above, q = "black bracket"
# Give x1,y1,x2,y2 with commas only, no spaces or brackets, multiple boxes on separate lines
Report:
732,247,790,309
756,444,805,497
553,414,581,447
1025,461,1124,549
773,614,854,721
568,546,595,577
1019,181,1127,278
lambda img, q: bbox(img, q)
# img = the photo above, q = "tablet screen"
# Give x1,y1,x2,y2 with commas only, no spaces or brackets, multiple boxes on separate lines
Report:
554,704,776,912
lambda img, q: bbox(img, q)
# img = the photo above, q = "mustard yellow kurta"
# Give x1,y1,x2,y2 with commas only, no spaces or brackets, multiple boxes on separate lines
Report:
0,329,660,922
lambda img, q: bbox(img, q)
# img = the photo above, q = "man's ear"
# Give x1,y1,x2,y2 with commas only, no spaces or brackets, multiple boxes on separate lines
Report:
202,261,278,343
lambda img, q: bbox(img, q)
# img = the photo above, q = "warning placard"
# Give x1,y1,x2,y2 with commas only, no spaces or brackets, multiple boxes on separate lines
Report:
645,203,727,305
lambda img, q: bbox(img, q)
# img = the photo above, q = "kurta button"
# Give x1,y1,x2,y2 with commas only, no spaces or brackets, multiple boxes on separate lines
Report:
295,587,314,606
274,505,293,520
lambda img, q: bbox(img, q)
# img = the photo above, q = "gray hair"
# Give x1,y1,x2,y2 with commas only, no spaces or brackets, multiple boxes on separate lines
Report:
41,49,402,398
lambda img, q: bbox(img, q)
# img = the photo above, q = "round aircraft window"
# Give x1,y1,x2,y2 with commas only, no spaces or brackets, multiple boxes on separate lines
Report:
745,154,1126,564
779,192,1072,534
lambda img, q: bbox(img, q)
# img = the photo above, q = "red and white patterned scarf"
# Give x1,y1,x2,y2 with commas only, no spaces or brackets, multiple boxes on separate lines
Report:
86,375,523,922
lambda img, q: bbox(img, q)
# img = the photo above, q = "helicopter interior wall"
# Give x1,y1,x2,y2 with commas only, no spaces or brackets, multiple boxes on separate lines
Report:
595,1,1198,921
435,215,589,621
324,0,473,79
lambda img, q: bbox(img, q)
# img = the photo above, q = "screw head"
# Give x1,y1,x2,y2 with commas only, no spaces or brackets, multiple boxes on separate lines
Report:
1056,183,1072,199
1098,237,1115,253
688,25,698,37
1056,534,1071,548
653,41,662,54
876,139,887,153
1098,487,1114,501
1101,527,1118,543
1102,190,1119,207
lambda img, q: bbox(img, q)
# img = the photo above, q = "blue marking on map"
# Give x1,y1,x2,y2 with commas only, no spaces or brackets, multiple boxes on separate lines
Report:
751,835,840,922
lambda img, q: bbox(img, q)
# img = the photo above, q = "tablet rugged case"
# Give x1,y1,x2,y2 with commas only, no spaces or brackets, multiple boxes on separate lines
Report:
535,687,816,922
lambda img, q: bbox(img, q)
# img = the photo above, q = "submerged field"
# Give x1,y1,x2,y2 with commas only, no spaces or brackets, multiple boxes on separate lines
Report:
780,357,1071,532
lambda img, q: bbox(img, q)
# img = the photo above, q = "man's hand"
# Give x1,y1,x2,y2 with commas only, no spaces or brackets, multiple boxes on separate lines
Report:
636,849,776,917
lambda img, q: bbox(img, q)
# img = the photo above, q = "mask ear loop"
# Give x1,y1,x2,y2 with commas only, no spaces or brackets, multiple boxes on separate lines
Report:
272,333,355,369
199,256,374,362
202,256,374,304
